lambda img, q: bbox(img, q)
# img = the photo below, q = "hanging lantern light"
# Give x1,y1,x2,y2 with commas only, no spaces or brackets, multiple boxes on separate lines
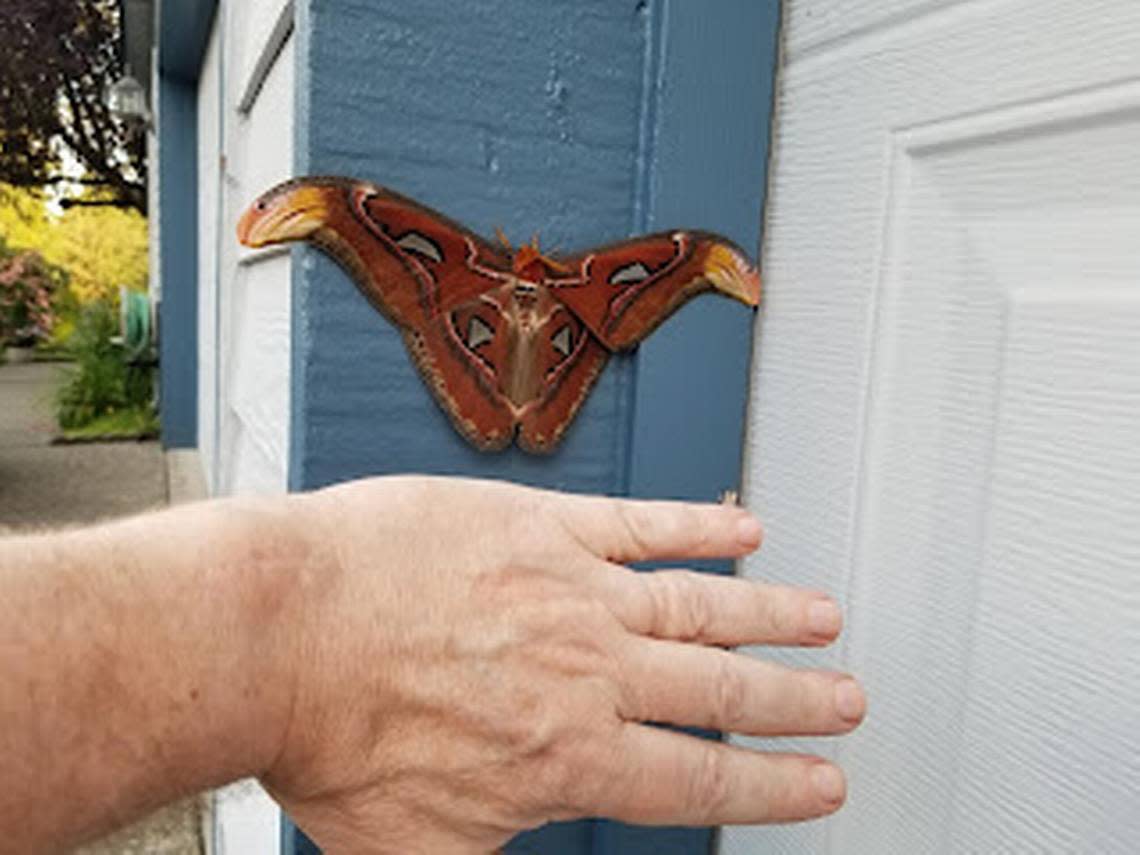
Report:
106,72,151,128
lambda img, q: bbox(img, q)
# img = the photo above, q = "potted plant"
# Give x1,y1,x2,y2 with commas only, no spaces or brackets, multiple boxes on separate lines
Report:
0,248,61,362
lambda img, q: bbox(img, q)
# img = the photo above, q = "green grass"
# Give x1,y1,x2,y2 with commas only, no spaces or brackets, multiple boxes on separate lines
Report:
57,404,159,443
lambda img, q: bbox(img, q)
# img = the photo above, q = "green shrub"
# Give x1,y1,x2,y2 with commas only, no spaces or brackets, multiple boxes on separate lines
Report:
55,300,154,430
0,246,63,347
43,285,81,352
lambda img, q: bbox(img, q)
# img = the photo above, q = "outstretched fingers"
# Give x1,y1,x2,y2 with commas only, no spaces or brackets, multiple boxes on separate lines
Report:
617,639,865,736
592,567,843,648
542,488,862,830
593,726,846,826
555,493,763,564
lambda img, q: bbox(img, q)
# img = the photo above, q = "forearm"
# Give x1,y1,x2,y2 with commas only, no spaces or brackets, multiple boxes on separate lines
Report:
0,497,305,852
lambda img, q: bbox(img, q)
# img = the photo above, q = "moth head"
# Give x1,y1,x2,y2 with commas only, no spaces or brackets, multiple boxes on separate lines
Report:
237,180,336,248
511,235,571,280
701,243,761,307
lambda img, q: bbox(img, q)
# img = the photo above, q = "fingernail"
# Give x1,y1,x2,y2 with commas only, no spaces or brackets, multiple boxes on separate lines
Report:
834,678,865,722
812,764,846,804
808,599,842,637
736,515,762,546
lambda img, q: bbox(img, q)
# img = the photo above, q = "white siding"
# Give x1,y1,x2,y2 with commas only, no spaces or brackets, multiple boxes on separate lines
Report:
724,2,1140,854
217,31,294,496
195,1,295,850
196,23,221,493
197,1,293,498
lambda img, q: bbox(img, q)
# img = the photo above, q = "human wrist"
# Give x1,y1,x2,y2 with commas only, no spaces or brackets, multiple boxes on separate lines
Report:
197,492,323,782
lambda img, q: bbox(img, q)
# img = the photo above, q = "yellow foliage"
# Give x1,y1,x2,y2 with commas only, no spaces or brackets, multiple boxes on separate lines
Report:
0,185,50,250
0,184,148,303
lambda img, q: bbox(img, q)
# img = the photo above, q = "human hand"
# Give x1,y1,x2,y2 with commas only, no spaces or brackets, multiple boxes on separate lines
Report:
259,476,865,853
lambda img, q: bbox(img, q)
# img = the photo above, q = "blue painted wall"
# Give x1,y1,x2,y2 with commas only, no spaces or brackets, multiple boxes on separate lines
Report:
158,0,218,82
291,0,645,495
627,0,780,505
155,0,219,447
156,74,199,448
289,0,781,851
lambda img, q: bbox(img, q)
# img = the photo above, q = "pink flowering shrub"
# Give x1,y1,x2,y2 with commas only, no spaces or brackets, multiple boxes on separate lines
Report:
0,248,62,346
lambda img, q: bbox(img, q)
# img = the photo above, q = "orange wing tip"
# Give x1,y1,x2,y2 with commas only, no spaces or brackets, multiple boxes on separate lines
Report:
237,185,332,248
236,205,260,246
703,244,761,307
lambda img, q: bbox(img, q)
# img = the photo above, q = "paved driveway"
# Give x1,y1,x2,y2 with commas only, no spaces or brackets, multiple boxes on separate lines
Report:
0,362,166,530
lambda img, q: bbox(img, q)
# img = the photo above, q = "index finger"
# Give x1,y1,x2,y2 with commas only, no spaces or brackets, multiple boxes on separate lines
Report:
553,493,763,564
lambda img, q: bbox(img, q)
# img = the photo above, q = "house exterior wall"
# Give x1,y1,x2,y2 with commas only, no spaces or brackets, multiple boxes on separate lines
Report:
196,1,293,496
196,23,220,490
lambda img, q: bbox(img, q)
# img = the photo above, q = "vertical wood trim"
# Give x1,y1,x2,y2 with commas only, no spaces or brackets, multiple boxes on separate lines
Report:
158,74,200,448
602,1,783,853
626,0,781,507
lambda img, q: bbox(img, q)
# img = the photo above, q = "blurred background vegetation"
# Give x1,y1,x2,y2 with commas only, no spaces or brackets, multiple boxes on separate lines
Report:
1,0,154,440
0,183,154,440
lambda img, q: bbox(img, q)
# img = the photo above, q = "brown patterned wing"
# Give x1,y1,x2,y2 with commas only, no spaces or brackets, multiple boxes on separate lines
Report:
433,285,612,453
339,188,527,449
515,304,610,453
547,230,760,351
400,320,516,451
349,185,513,323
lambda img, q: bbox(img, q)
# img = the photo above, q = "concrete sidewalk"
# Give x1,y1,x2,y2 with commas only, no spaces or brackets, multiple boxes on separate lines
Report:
0,362,167,530
0,360,203,854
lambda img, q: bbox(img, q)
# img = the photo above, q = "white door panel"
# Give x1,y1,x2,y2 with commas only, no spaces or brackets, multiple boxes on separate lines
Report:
203,7,293,851
724,2,1140,853
216,30,294,496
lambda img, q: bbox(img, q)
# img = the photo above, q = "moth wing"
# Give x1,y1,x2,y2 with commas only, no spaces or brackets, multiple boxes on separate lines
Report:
548,231,760,351
402,295,516,451
345,187,518,447
516,305,610,453
349,186,513,325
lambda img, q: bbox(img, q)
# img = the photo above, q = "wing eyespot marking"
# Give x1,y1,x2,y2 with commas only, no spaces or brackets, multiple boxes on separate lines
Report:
551,325,573,357
396,231,444,263
609,261,651,286
467,316,494,349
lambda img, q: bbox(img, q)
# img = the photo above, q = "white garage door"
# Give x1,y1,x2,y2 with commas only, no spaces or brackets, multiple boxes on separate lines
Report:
724,2,1140,853
198,1,293,498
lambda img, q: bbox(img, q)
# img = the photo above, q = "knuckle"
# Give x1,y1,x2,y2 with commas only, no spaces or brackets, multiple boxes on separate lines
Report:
680,575,715,640
535,741,578,804
761,592,793,638
525,593,615,645
712,653,750,731
687,746,732,823
652,572,713,641
503,692,561,758
616,501,657,558
544,735,610,814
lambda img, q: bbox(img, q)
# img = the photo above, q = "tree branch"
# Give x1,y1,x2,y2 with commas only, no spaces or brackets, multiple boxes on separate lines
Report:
59,197,139,210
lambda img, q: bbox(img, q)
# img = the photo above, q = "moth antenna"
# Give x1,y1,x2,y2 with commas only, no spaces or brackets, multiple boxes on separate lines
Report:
541,250,573,274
